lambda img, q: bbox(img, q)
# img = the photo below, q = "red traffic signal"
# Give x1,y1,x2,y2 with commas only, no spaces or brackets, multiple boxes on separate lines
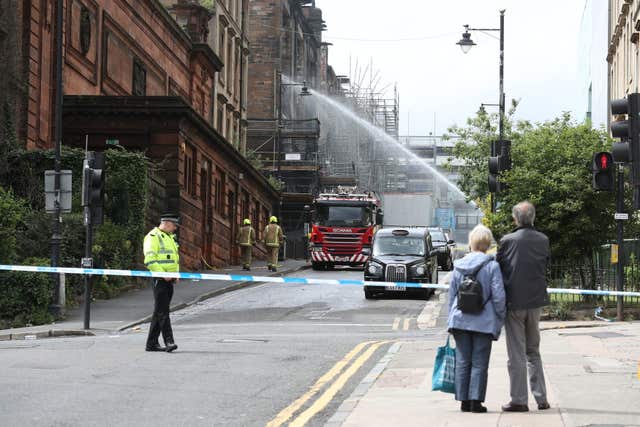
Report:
592,152,614,191
595,152,612,170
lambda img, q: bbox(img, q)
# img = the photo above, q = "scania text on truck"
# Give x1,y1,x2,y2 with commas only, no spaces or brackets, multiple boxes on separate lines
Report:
305,192,383,270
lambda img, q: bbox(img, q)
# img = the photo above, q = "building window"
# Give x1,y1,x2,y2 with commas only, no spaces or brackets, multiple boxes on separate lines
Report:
218,24,226,85
234,44,241,100
252,201,260,236
227,36,233,89
226,190,234,221
132,58,146,96
234,119,240,147
183,143,197,197
215,171,226,215
262,207,269,236
217,103,225,134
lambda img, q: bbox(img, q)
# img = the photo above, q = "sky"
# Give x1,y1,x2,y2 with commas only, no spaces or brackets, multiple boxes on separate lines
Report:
316,0,588,136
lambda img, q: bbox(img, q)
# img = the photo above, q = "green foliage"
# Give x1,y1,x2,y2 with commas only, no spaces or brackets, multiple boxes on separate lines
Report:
246,150,282,191
92,221,137,299
546,300,574,321
267,175,284,191
450,109,616,263
0,186,29,263
448,102,517,201
0,257,53,328
197,0,214,9
0,147,150,313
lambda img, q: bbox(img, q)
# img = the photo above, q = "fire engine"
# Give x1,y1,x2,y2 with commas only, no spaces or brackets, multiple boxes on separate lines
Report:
305,190,383,270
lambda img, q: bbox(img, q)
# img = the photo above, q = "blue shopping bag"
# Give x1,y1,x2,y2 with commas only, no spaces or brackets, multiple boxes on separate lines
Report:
432,335,456,394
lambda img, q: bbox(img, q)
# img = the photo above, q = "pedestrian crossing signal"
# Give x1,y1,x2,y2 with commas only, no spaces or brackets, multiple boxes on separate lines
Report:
592,152,614,191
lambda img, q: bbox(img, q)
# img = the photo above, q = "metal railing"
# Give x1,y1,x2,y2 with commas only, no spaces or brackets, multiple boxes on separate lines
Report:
547,262,640,305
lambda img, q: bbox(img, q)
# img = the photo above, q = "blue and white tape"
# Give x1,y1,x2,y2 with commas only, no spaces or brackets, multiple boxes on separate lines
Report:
1,264,640,298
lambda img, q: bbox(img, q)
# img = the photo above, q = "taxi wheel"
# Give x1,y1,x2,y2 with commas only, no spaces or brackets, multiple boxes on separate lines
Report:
364,287,376,299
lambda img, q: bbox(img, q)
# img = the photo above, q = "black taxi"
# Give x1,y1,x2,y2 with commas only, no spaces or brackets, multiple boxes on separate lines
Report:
362,227,439,299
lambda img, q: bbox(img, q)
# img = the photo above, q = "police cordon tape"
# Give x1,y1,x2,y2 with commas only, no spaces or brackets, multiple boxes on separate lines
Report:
1,264,640,298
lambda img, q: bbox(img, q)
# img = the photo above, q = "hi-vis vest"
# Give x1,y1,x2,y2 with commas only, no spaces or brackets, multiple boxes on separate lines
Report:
236,225,256,247
263,223,283,247
143,227,180,273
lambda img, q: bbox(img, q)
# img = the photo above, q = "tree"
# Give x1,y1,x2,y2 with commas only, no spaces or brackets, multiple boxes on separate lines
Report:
449,110,617,264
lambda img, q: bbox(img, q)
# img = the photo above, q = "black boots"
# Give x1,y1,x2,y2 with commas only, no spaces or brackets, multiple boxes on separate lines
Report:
146,342,177,352
471,400,487,413
145,343,166,352
461,400,487,413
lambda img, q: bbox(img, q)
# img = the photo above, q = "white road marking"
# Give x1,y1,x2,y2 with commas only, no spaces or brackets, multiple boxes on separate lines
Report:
392,317,401,330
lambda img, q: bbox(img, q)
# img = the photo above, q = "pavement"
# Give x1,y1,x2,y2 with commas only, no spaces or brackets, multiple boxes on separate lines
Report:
2,261,640,427
327,294,640,427
0,258,309,340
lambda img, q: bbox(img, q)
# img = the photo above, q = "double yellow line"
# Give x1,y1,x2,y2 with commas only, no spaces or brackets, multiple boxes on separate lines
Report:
267,340,388,427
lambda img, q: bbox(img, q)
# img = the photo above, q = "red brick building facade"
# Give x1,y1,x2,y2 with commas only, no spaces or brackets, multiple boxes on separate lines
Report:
10,0,279,268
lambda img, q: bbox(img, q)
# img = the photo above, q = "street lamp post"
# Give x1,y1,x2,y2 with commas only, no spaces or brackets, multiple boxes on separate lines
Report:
457,10,505,213
50,0,65,317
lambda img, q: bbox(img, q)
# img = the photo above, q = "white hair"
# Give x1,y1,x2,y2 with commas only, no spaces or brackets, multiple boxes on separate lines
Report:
468,224,493,252
512,201,535,227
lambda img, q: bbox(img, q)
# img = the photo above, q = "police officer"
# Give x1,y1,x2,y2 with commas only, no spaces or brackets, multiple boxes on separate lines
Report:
236,218,256,271
143,213,180,352
263,216,284,272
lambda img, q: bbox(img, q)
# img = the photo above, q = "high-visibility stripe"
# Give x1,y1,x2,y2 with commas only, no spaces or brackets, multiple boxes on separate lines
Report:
2,264,640,298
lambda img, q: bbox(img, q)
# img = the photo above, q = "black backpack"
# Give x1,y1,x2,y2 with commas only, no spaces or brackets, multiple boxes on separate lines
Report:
456,258,492,314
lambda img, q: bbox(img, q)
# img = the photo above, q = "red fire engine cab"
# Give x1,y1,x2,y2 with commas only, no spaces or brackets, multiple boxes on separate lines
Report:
305,191,383,270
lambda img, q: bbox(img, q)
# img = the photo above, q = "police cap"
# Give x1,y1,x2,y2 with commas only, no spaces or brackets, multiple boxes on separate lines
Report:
160,213,181,224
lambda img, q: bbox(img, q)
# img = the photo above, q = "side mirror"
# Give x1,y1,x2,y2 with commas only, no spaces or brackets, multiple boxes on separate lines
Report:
447,239,455,245
430,249,439,257
361,248,371,256
376,209,384,225
303,205,313,222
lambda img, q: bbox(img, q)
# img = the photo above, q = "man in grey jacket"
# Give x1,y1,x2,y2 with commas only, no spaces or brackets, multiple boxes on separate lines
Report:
496,201,551,412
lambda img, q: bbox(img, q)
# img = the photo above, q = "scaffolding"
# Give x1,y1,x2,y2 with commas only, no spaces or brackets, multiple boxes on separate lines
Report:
316,58,401,195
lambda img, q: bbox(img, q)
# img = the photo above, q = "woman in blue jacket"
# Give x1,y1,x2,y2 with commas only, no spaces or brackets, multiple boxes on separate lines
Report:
447,224,506,413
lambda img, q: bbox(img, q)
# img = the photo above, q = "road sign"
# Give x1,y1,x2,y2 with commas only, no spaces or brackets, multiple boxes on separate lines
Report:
611,244,619,264
44,170,72,213
615,213,629,220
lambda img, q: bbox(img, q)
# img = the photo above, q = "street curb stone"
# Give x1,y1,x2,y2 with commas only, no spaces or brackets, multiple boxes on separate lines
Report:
0,329,95,341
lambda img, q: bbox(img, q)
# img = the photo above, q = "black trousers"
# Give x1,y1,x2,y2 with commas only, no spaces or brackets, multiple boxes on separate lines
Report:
146,278,175,347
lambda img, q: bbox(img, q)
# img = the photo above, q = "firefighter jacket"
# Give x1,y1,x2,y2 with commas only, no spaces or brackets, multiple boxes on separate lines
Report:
143,227,180,273
263,223,284,247
236,225,256,247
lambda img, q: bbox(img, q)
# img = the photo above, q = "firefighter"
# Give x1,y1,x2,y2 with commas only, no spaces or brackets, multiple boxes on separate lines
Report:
143,213,180,353
263,216,284,271
236,218,256,270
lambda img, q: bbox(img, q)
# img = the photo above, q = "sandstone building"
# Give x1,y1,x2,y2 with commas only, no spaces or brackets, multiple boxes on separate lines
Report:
4,0,279,268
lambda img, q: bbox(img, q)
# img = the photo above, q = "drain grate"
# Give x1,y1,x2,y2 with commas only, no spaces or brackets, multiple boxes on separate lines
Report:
559,331,627,339
217,338,269,343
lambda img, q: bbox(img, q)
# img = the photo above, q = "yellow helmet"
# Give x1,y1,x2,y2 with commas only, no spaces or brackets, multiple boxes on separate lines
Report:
270,216,278,223
243,218,251,225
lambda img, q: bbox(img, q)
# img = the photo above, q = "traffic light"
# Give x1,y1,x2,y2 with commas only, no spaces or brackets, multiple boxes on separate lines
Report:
81,151,105,225
592,152,614,191
488,140,512,193
610,93,640,207
488,154,502,193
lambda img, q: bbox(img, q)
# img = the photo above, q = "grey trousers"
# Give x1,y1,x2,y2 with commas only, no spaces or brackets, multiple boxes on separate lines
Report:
504,308,548,405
